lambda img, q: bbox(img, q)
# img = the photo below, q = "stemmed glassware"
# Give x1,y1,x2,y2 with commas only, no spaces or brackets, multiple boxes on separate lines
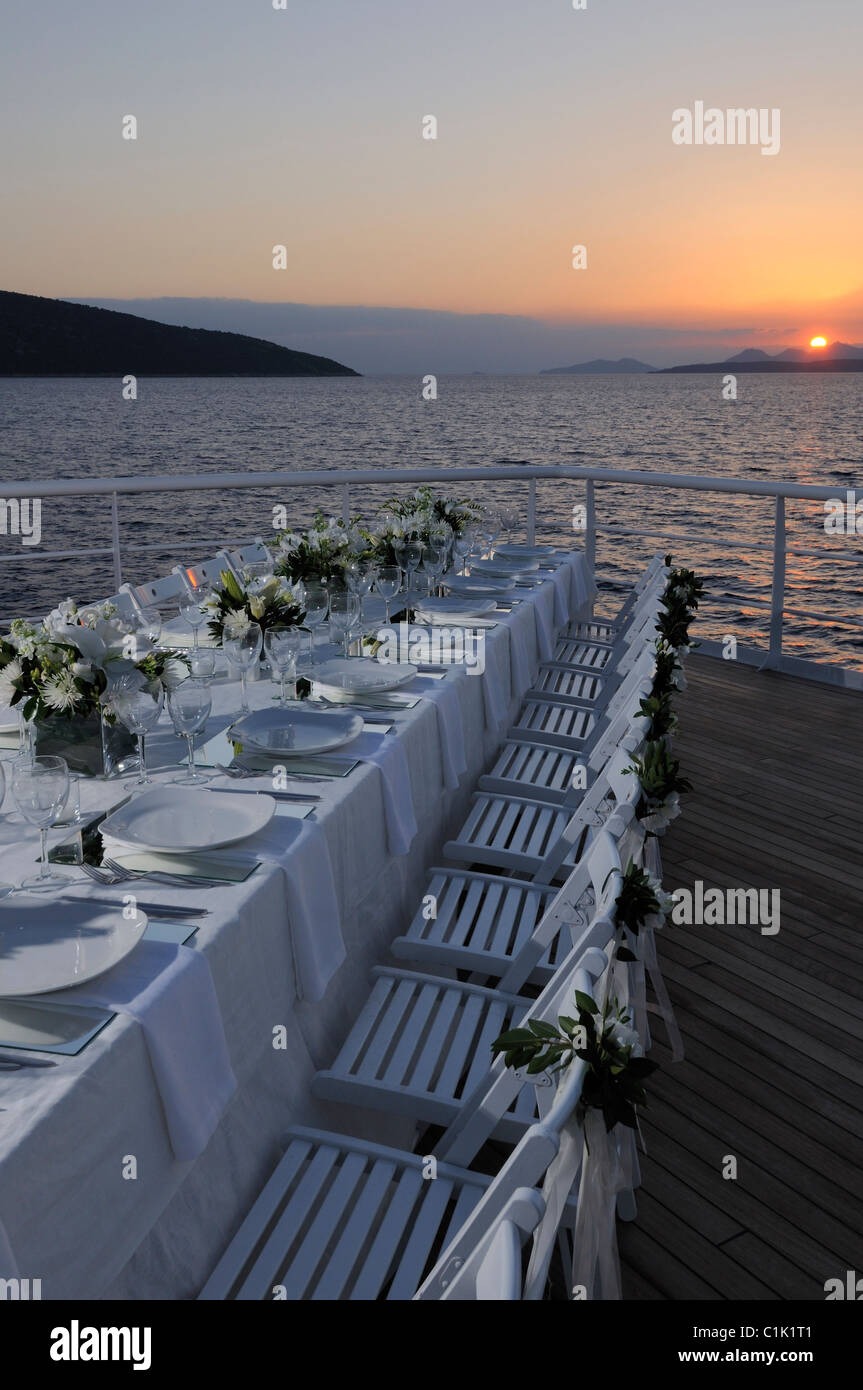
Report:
328,589,361,658
302,581,329,665
168,680,212,785
403,542,423,594
222,622,263,714
179,585,212,648
265,628,301,705
12,755,70,888
113,678,164,788
453,531,473,576
345,561,377,623
422,540,448,598
374,566,401,624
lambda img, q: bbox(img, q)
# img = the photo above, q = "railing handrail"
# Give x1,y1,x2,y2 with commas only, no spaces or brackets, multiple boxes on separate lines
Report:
0,463,855,504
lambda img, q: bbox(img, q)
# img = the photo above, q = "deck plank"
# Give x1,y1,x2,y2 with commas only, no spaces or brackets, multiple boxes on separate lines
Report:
619,654,863,1300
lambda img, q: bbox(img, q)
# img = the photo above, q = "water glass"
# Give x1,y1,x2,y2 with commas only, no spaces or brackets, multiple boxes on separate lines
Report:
328,590,361,657
223,622,263,714
180,585,212,648
168,680,212,785
303,581,329,665
12,755,71,888
374,566,401,624
188,647,216,678
403,542,423,594
114,681,165,787
265,628,301,705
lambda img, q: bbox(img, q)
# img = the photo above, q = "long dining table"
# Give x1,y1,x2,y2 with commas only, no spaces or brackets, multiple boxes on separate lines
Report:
0,551,593,1299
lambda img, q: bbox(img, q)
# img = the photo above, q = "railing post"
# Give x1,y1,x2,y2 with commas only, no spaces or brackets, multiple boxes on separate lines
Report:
526,479,536,545
585,479,596,578
110,491,123,591
341,483,351,524
767,495,786,668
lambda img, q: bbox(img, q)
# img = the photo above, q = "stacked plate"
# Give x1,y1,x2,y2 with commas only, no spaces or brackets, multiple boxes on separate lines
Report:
228,705,365,755
444,576,515,600
0,898,149,997
413,597,497,624
495,544,557,559
470,557,540,577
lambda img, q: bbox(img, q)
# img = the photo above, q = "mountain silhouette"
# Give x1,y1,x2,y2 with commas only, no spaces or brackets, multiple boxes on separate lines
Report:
0,290,360,376
540,357,655,375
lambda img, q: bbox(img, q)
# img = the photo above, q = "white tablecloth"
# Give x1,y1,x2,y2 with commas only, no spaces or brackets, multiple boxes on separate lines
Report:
0,550,592,1299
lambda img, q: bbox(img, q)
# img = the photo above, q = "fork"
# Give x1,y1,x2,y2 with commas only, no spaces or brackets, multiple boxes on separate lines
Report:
215,762,324,783
102,857,225,889
80,861,219,890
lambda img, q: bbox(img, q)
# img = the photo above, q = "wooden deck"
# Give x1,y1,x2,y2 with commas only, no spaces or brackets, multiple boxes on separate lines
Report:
618,653,863,1300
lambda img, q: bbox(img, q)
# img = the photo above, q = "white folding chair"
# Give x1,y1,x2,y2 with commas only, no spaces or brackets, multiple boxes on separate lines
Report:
440,737,643,879
199,873,619,1300
564,554,666,645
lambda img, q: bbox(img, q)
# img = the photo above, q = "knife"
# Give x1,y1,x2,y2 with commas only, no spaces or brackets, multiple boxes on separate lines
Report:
207,787,320,802
0,1052,57,1068
58,895,209,918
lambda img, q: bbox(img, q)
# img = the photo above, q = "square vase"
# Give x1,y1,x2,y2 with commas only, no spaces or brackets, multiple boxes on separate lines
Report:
34,712,138,778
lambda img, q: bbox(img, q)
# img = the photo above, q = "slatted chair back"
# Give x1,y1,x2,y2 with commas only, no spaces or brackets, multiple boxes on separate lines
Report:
418,1187,546,1300
417,945,615,1296
435,833,622,1168
533,738,643,886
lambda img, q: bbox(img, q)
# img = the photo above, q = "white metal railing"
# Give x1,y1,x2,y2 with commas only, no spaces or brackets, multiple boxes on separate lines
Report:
1,464,861,689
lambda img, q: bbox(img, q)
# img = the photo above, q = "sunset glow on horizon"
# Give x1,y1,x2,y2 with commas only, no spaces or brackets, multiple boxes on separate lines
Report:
2,0,862,368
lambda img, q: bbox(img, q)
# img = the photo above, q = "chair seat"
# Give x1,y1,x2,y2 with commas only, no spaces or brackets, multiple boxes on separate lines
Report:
531,665,603,702
198,1126,492,1301
391,867,569,980
510,699,595,749
551,637,613,667
443,793,577,874
479,739,587,803
313,969,542,1138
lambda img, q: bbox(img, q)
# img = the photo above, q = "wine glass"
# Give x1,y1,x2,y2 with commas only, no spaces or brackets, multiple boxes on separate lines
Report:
168,680,212,785
302,581,329,666
453,532,472,576
12,755,70,888
403,542,423,595
179,585,212,649
222,622,263,714
113,679,164,788
265,628,301,705
328,589,361,658
345,561,377,623
374,566,401,624
422,541,448,598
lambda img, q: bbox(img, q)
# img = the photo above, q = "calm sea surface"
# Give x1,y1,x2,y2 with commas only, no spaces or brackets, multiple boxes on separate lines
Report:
1,374,861,667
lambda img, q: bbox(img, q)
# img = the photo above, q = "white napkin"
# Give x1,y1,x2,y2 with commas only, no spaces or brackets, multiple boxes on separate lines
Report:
533,594,554,661
414,676,467,789
567,553,596,616
351,731,418,856
507,620,532,696
548,568,570,627
56,940,237,1162
480,642,508,733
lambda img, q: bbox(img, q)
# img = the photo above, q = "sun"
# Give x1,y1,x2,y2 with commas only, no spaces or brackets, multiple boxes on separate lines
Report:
810,336,828,348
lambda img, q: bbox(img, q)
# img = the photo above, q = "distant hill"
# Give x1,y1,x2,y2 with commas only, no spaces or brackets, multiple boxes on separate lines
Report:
0,290,359,376
660,342,863,374
540,357,655,375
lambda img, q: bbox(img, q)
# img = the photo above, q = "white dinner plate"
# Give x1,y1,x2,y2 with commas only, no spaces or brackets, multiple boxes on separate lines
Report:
229,706,364,757
495,544,556,558
0,712,20,733
410,597,497,621
0,898,148,998
101,785,276,852
444,577,515,599
313,658,417,694
470,557,541,576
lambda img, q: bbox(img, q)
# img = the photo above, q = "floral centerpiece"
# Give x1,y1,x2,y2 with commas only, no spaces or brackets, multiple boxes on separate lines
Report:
205,571,305,644
382,486,480,539
271,511,368,584
0,600,189,775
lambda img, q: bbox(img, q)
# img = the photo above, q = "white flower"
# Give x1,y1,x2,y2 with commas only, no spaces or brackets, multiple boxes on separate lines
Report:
605,1017,643,1057
159,658,188,691
71,660,96,683
42,668,81,713
223,610,250,639
249,596,266,620
0,658,23,706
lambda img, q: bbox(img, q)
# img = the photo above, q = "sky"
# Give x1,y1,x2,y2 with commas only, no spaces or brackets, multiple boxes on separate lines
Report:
2,0,862,373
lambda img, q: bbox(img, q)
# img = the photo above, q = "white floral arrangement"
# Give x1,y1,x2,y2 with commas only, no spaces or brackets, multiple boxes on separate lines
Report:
0,599,188,723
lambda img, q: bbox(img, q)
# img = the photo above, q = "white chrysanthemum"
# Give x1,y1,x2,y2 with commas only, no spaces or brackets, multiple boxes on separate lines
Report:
223,610,251,639
605,1018,643,1057
0,658,23,706
160,657,189,691
42,668,81,712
